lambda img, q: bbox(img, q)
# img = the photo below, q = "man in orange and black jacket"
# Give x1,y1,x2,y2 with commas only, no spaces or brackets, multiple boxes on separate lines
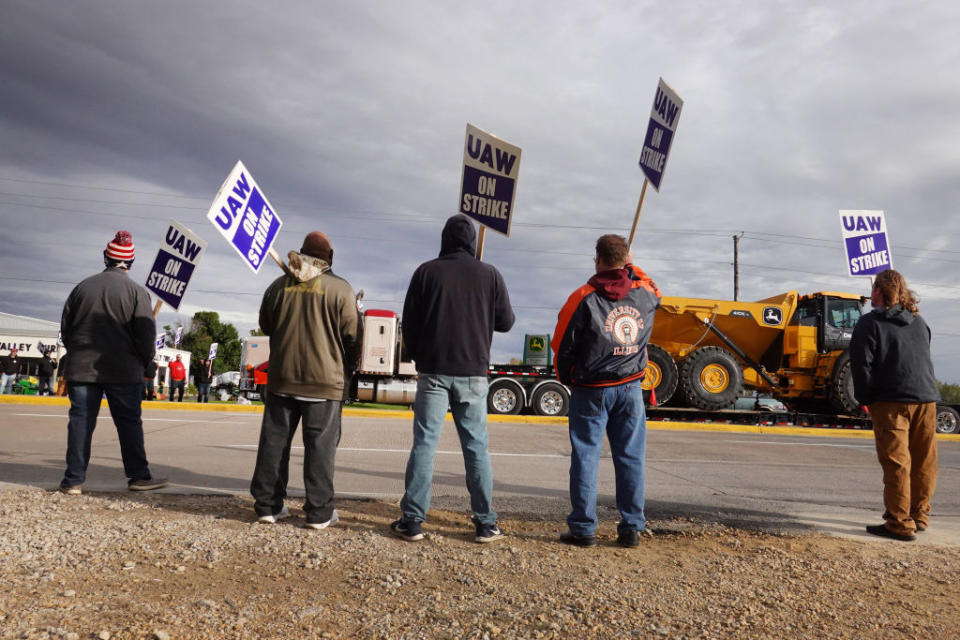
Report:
551,234,661,548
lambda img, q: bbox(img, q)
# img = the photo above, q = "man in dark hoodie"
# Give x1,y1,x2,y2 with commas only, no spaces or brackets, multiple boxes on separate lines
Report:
391,215,515,544
850,269,939,542
551,234,661,548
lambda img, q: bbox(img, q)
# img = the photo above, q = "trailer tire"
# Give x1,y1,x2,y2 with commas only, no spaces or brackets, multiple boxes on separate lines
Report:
532,382,569,417
827,352,861,415
643,344,678,406
936,405,960,434
487,379,525,415
679,347,743,411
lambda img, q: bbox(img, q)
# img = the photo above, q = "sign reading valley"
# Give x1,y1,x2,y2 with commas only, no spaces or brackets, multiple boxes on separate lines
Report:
458,124,522,236
206,160,283,273
145,220,207,310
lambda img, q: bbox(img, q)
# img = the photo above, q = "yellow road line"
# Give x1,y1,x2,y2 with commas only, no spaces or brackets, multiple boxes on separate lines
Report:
3,396,958,441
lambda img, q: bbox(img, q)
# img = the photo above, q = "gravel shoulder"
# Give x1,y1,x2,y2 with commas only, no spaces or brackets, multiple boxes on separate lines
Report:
2,488,958,640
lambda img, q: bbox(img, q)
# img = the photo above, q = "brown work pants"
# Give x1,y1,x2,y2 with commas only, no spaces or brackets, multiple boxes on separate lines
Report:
869,401,937,535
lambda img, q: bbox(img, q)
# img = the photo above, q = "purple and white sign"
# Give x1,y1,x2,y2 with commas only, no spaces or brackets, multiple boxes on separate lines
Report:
458,124,522,237
638,78,683,191
145,220,207,311
208,342,218,360
206,161,283,273
155,333,166,350
174,326,183,346
839,210,893,277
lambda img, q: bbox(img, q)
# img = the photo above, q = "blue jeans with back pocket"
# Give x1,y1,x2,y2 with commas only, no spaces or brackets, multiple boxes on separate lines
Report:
400,374,497,525
567,382,647,536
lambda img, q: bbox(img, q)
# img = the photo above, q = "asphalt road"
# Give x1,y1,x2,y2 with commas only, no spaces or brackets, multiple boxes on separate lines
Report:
2,402,958,545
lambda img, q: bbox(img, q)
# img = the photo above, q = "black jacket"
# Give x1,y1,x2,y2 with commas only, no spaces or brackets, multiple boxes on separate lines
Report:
144,361,158,379
38,356,56,377
552,265,661,387
60,267,157,384
402,215,515,376
849,304,939,405
1,354,20,376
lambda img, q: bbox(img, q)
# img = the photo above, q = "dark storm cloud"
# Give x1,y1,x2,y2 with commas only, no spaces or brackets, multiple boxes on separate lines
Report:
2,0,959,377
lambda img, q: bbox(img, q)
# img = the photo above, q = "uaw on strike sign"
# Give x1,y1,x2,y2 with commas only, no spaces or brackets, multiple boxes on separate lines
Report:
639,78,683,191
458,124,522,236
145,220,206,310
206,161,283,273
839,210,893,277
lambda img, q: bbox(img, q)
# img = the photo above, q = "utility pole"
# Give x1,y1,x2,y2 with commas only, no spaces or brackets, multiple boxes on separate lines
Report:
733,232,744,301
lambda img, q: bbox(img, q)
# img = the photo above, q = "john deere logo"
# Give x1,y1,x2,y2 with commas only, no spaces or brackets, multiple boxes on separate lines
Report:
527,336,546,352
762,306,783,326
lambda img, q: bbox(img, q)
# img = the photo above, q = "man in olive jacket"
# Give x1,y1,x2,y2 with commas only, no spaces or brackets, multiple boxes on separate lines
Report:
250,231,362,529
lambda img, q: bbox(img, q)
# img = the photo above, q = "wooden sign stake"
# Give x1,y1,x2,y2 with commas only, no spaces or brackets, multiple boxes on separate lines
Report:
152,300,163,319
476,226,487,261
627,178,649,250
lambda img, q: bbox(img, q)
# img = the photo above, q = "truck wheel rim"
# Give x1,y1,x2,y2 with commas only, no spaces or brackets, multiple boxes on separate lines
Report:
538,391,564,415
491,389,517,412
643,362,661,391
700,364,729,393
937,412,957,433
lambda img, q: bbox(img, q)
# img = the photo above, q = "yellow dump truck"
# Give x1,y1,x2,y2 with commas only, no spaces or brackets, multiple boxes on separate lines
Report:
643,290,867,413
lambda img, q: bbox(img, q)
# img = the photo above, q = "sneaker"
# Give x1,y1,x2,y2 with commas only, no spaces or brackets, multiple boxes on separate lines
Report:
59,484,82,495
865,523,916,542
128,477,168,491
617,529,640,548
257,504,290,524
559,530,597,547
916,524,928,532
390,519,424,542
475,522,504,544
304,510,339,530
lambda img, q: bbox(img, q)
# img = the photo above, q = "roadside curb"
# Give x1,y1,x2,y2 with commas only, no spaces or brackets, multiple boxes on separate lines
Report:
4,396,959,441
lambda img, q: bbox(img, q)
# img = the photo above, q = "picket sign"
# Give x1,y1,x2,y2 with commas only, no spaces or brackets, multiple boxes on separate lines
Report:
629,78,683,248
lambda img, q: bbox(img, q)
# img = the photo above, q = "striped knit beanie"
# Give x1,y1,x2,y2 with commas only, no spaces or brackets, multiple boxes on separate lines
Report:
105,230,135,265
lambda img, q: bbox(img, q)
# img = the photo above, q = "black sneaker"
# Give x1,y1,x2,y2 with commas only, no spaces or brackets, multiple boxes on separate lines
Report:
865,524,916,542
559,530,597,547
128,478,169,492
475,522,504,543
617,529,640,548
390,519,424,542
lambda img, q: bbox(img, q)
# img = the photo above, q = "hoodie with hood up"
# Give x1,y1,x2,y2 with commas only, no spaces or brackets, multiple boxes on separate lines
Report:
849,304,939,406
401,215,515,376
552,265,661,387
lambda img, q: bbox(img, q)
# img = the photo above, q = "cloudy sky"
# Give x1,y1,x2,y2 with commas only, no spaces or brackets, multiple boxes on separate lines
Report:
2,1,959,382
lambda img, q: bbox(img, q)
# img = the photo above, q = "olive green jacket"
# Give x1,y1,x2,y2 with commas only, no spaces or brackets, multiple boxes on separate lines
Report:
259,252,362,401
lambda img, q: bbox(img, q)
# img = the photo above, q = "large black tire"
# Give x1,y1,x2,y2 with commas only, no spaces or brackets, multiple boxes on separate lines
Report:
936,405,960,434
643,344,679,406
679,347,744,411
532,382,570,417
487,378,525,415
827,352,861,415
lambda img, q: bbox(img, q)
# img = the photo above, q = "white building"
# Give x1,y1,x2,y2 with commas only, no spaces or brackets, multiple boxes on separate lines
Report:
0,312,65,375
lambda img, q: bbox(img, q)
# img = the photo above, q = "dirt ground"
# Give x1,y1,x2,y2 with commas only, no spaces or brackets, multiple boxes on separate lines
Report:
1,489,957,640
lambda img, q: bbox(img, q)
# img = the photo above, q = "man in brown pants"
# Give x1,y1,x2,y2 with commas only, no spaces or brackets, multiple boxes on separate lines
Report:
849,269,940,542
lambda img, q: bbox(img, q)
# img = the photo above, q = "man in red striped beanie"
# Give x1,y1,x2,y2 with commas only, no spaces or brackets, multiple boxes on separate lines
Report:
58,230,167,494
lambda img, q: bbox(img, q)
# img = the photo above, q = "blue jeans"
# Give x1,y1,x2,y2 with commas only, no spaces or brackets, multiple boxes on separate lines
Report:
62,382,153,488
400,375,497,525
196,382,211,402
0,373,13,394
567,382,647,536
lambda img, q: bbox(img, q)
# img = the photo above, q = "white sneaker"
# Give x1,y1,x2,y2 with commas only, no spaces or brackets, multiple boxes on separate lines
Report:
304,510,339,530
257,504,290,524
